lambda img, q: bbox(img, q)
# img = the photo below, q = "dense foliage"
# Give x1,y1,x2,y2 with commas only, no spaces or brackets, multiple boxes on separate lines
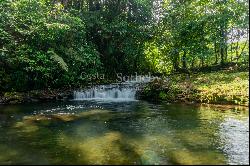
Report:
0,0,249,91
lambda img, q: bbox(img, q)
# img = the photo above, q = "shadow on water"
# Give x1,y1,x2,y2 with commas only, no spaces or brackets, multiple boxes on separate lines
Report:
0,106,142,164
0,115,88,164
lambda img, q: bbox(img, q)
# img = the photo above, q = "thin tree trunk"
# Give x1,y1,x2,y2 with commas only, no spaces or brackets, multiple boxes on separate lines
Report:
220,24,227,65
225,44,228,62
220,44,225,65
238,39,248,62
214,42,218,64
230,43,233,62
236,41,239,62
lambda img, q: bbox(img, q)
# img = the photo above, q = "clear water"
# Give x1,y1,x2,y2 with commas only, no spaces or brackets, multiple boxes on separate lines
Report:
0,101,248,165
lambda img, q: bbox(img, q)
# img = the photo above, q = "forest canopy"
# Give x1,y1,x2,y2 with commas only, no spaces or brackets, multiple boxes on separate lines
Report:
0,0,249,91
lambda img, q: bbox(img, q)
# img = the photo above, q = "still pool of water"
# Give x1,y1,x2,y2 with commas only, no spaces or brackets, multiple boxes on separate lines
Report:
0,101,249,165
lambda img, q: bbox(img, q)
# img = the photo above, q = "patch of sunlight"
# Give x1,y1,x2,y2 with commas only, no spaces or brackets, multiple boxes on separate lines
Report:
50,114,77,122
77,109,113,121
13,121,39,133
177,132,213,147
198,105,249,121
169,149,225,165
129,135,173,165
57,131,141,164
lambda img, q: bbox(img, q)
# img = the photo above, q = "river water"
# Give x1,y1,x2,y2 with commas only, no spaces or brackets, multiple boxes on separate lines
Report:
0,99,248,165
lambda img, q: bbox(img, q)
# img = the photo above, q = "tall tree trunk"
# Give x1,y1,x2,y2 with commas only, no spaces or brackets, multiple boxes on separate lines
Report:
230,43,233,62
214,42,218,64
220,44,225,65
238,39,248,62
220,24,227,65
235,41,239,62
225,44,228,62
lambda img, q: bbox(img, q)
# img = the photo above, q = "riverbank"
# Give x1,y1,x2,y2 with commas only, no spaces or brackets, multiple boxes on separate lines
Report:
1,70,248,106
0,89,74,105
137,70,249,106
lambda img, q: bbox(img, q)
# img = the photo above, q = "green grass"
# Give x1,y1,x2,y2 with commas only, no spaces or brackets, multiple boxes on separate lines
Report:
139,70,249,106
191,71,248,105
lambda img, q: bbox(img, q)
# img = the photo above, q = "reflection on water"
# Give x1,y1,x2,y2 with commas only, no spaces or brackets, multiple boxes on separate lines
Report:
0,101,249,165
219,118,249,165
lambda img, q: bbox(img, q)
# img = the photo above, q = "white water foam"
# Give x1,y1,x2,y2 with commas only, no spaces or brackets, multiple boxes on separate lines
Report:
73,85,137,101
73,75,156,101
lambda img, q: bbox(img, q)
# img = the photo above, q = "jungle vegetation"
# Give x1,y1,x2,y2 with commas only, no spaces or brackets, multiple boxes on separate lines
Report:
0,0,249,92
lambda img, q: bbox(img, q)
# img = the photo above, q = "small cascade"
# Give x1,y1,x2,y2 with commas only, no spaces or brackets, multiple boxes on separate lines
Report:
73,75,154,101
74,84,137,101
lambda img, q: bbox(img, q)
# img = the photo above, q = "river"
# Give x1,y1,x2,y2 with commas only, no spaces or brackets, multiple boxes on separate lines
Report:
0,86,249,164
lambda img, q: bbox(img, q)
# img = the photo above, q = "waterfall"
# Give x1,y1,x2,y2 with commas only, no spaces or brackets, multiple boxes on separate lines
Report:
73,84,137,101
73,75,154,101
